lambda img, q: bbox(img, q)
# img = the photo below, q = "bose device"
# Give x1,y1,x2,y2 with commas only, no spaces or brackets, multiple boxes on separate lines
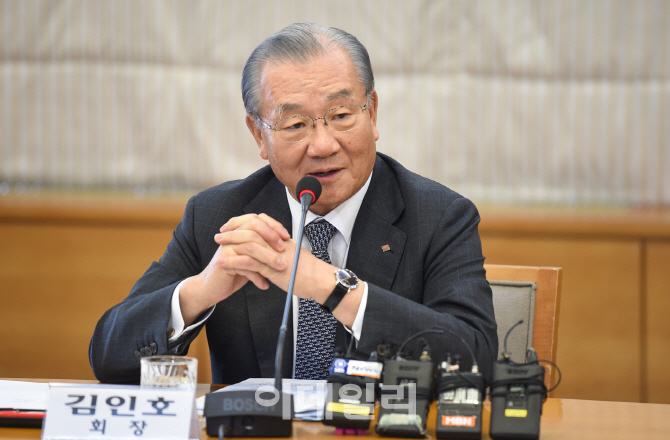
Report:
204,176,322,438
489,320,561,440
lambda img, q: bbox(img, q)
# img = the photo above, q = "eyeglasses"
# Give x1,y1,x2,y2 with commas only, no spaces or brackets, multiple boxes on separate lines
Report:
260,102,370,142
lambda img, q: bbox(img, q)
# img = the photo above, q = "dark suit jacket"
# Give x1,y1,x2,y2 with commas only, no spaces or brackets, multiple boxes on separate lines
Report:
90,153,498,384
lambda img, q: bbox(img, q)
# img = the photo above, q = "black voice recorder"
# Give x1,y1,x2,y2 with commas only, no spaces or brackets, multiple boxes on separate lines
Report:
434,327,487,440
489,321,550,440
322,355,384,434
375,333,440,438
435,355,486,439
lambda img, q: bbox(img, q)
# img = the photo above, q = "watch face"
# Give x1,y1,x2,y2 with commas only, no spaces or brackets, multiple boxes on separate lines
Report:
336,268,359,289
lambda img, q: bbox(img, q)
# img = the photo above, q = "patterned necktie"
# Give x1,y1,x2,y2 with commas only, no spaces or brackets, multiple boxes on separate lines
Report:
294,219,338,380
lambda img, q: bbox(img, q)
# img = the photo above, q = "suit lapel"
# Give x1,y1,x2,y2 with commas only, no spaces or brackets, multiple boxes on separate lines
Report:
346,156,407,291
243,176,294,378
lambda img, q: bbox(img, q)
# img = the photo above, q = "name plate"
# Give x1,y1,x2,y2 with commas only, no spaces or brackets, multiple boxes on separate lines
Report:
42,383,199,440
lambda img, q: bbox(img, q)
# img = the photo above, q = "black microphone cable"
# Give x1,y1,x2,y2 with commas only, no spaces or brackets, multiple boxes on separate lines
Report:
493,320,562,401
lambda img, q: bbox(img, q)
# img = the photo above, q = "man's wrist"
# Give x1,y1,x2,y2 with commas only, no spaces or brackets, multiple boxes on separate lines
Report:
179,275,214,327
168,279,190,342
297,253,337,303
321,268,359,313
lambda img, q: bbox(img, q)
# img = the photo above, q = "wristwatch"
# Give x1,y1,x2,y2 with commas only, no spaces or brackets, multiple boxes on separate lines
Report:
322,268,359,313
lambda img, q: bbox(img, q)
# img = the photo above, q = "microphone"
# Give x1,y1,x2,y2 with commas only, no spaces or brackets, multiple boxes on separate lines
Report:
205,176,322,438
296,176,322,210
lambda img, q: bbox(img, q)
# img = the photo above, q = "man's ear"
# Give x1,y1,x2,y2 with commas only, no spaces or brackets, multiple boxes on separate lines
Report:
367,90,380,141
246,115,268,159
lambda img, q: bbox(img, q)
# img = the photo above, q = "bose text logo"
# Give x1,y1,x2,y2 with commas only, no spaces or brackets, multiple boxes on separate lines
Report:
222,398,272,413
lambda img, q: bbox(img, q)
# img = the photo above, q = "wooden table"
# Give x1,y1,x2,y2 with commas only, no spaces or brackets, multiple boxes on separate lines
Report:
2,381,669,439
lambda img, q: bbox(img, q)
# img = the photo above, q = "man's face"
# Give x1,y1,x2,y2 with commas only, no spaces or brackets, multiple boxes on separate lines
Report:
246,47,379,216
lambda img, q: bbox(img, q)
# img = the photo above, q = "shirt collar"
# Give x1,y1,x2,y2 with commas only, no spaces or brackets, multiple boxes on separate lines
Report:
286,171,373,245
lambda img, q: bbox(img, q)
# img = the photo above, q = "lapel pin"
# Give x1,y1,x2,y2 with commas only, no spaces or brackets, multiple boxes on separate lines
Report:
381,244,391,252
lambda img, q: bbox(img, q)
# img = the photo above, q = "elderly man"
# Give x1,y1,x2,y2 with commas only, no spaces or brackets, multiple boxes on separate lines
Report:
90,23,498,384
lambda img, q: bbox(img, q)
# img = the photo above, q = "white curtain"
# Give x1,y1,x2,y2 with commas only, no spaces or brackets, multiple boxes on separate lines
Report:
1,0,669,205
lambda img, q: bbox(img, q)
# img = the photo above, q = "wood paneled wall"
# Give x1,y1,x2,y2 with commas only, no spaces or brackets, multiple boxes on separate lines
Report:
1,194,669,403
479,206,670,403
0,192,213,384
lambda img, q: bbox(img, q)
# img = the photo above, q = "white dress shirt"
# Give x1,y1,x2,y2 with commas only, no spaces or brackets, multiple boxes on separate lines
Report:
167,173,372,371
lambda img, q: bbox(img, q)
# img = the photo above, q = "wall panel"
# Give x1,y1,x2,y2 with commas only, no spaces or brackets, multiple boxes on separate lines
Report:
2,197,669,403
645,240,670,404
481,234,642,402
0,222,174,379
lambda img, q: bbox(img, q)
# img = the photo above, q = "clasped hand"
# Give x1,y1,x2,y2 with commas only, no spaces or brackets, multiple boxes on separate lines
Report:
179,213,334,326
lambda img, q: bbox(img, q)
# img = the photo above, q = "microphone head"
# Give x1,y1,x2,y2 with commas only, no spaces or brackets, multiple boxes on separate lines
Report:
296,176,322,205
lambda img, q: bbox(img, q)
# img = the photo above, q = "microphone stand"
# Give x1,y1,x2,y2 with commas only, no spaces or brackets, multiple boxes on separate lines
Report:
274,190,312,395
205,177,321,438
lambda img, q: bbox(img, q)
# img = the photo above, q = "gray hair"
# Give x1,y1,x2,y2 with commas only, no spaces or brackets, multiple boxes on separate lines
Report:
242,23,375,125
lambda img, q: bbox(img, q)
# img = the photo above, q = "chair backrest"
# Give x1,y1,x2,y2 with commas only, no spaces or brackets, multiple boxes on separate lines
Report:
485,264,562,393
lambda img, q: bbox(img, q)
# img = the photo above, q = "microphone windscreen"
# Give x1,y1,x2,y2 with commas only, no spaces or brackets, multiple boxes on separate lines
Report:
296,176,322,205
